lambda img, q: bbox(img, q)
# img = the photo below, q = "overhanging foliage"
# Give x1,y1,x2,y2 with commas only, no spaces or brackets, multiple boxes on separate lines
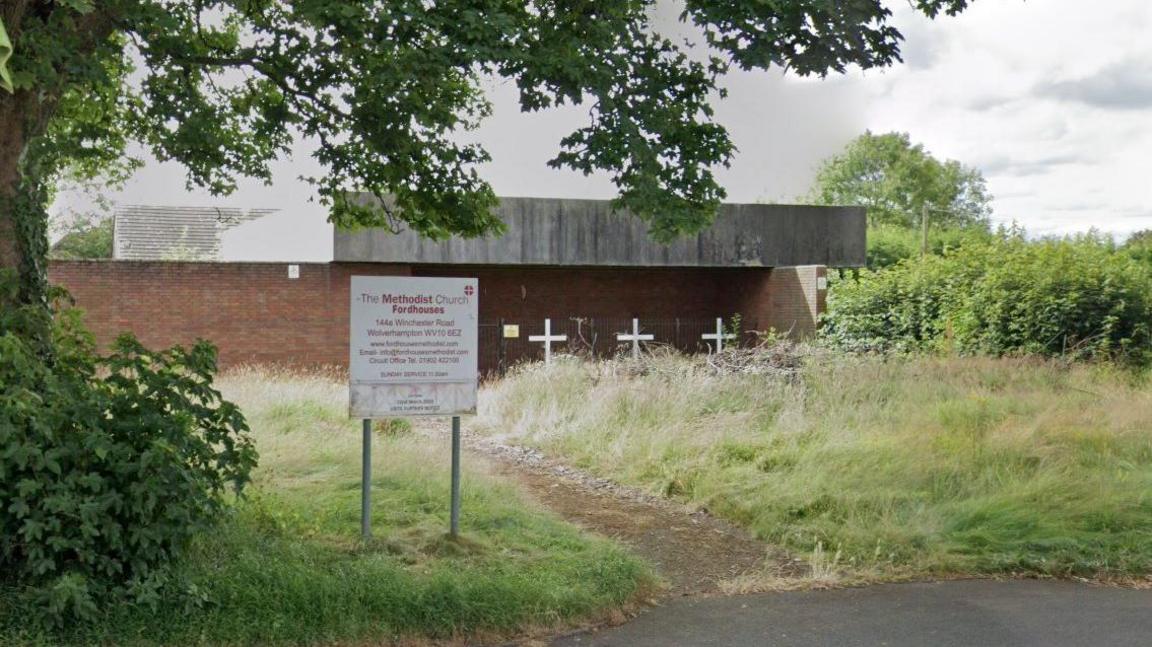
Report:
3,0,972,243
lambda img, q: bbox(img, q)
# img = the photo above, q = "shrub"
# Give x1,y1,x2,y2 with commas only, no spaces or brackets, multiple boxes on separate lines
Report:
0,277,257,623
824,233,1152,360
957,237,1152,357
822,254,957,352
865,223,992,269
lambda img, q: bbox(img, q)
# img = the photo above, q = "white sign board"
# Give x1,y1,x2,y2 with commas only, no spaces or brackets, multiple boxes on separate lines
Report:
349,276,478,417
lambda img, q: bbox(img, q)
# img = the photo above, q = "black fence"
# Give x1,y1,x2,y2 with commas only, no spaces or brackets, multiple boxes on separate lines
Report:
478,316,759,377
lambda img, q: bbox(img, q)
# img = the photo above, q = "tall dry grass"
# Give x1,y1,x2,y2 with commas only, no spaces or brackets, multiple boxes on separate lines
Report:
477,352,1152,579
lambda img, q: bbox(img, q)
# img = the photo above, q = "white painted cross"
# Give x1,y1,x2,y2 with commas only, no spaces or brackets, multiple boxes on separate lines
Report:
701,317,736,353
528,318,567,365
616,318,654,360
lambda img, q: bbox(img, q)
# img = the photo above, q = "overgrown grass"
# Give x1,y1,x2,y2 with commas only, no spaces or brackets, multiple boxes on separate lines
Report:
477,352,1152,581
2,367,653,646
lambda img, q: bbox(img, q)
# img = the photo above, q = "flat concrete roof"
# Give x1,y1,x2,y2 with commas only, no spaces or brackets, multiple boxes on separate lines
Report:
334,197,866,268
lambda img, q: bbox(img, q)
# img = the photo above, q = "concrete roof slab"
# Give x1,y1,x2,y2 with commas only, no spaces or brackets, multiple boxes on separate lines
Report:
334,197,865,268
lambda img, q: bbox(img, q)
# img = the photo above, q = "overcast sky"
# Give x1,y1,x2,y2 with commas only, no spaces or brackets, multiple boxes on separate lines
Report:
53,0,1152,243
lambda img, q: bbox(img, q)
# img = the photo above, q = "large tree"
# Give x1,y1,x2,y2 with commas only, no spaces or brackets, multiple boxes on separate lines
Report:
0,0,972,315
808,131,992,229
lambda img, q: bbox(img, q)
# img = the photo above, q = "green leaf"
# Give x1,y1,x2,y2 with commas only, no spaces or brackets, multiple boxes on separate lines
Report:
9,498,30,518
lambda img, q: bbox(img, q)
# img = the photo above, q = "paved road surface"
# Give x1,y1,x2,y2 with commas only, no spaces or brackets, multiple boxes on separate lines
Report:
553,580,1152,646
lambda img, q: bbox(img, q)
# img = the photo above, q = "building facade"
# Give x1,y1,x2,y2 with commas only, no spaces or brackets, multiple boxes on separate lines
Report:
49,198,865,373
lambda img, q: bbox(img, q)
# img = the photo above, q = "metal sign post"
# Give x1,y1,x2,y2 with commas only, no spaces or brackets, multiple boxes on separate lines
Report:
361,419,372,540
349,276,479,540
450,416,462,537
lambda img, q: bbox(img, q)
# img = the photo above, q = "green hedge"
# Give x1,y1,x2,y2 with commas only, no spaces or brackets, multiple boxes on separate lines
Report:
0,276,257,624
865,223,992,269
823,233,1152,360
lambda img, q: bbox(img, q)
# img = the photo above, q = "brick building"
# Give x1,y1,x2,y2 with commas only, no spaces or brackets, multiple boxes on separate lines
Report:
48,197,865,373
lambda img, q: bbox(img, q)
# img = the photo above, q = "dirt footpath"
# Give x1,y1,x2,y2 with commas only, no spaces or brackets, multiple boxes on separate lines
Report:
457,430,801,596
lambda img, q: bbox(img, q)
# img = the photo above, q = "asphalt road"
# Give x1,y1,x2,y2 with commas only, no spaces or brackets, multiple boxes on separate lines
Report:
553,580,1152,647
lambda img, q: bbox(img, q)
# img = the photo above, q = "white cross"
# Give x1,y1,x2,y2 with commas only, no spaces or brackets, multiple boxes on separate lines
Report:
701,317,736,353
528,318,567,365
616,318,654,360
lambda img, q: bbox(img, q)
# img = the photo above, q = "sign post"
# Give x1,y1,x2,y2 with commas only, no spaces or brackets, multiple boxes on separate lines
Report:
450,416,462,536
349,276,479,540
361,419,372,538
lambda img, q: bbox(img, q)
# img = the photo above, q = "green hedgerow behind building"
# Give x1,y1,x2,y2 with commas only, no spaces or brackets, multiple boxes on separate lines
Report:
823,232,1152,361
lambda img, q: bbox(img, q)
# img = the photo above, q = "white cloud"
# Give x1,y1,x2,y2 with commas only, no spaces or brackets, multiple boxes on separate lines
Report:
848,0,1152,238
1039,58,1152,110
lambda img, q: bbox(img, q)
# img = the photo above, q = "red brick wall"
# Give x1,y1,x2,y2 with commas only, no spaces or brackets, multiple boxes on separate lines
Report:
48,260,824,369
47,261,408,367
733,265,826,338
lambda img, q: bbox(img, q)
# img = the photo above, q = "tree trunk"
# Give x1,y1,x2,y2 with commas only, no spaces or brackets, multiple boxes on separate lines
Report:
1,4,115,314
1,2,30,294
0,89,37,309
0,204,18,286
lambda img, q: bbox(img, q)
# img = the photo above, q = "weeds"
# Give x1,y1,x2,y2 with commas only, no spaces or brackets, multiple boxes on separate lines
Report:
477,351,1152,580
808,541,844,583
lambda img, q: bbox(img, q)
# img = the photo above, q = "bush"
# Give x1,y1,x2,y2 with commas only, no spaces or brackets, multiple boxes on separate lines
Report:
865,223,991,269
822,254,958,352
0,277,257,623
824,233,1152,360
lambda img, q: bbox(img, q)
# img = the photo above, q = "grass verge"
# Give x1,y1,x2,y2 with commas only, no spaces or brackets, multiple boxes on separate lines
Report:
477,351,1152,582
1,367,653,646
